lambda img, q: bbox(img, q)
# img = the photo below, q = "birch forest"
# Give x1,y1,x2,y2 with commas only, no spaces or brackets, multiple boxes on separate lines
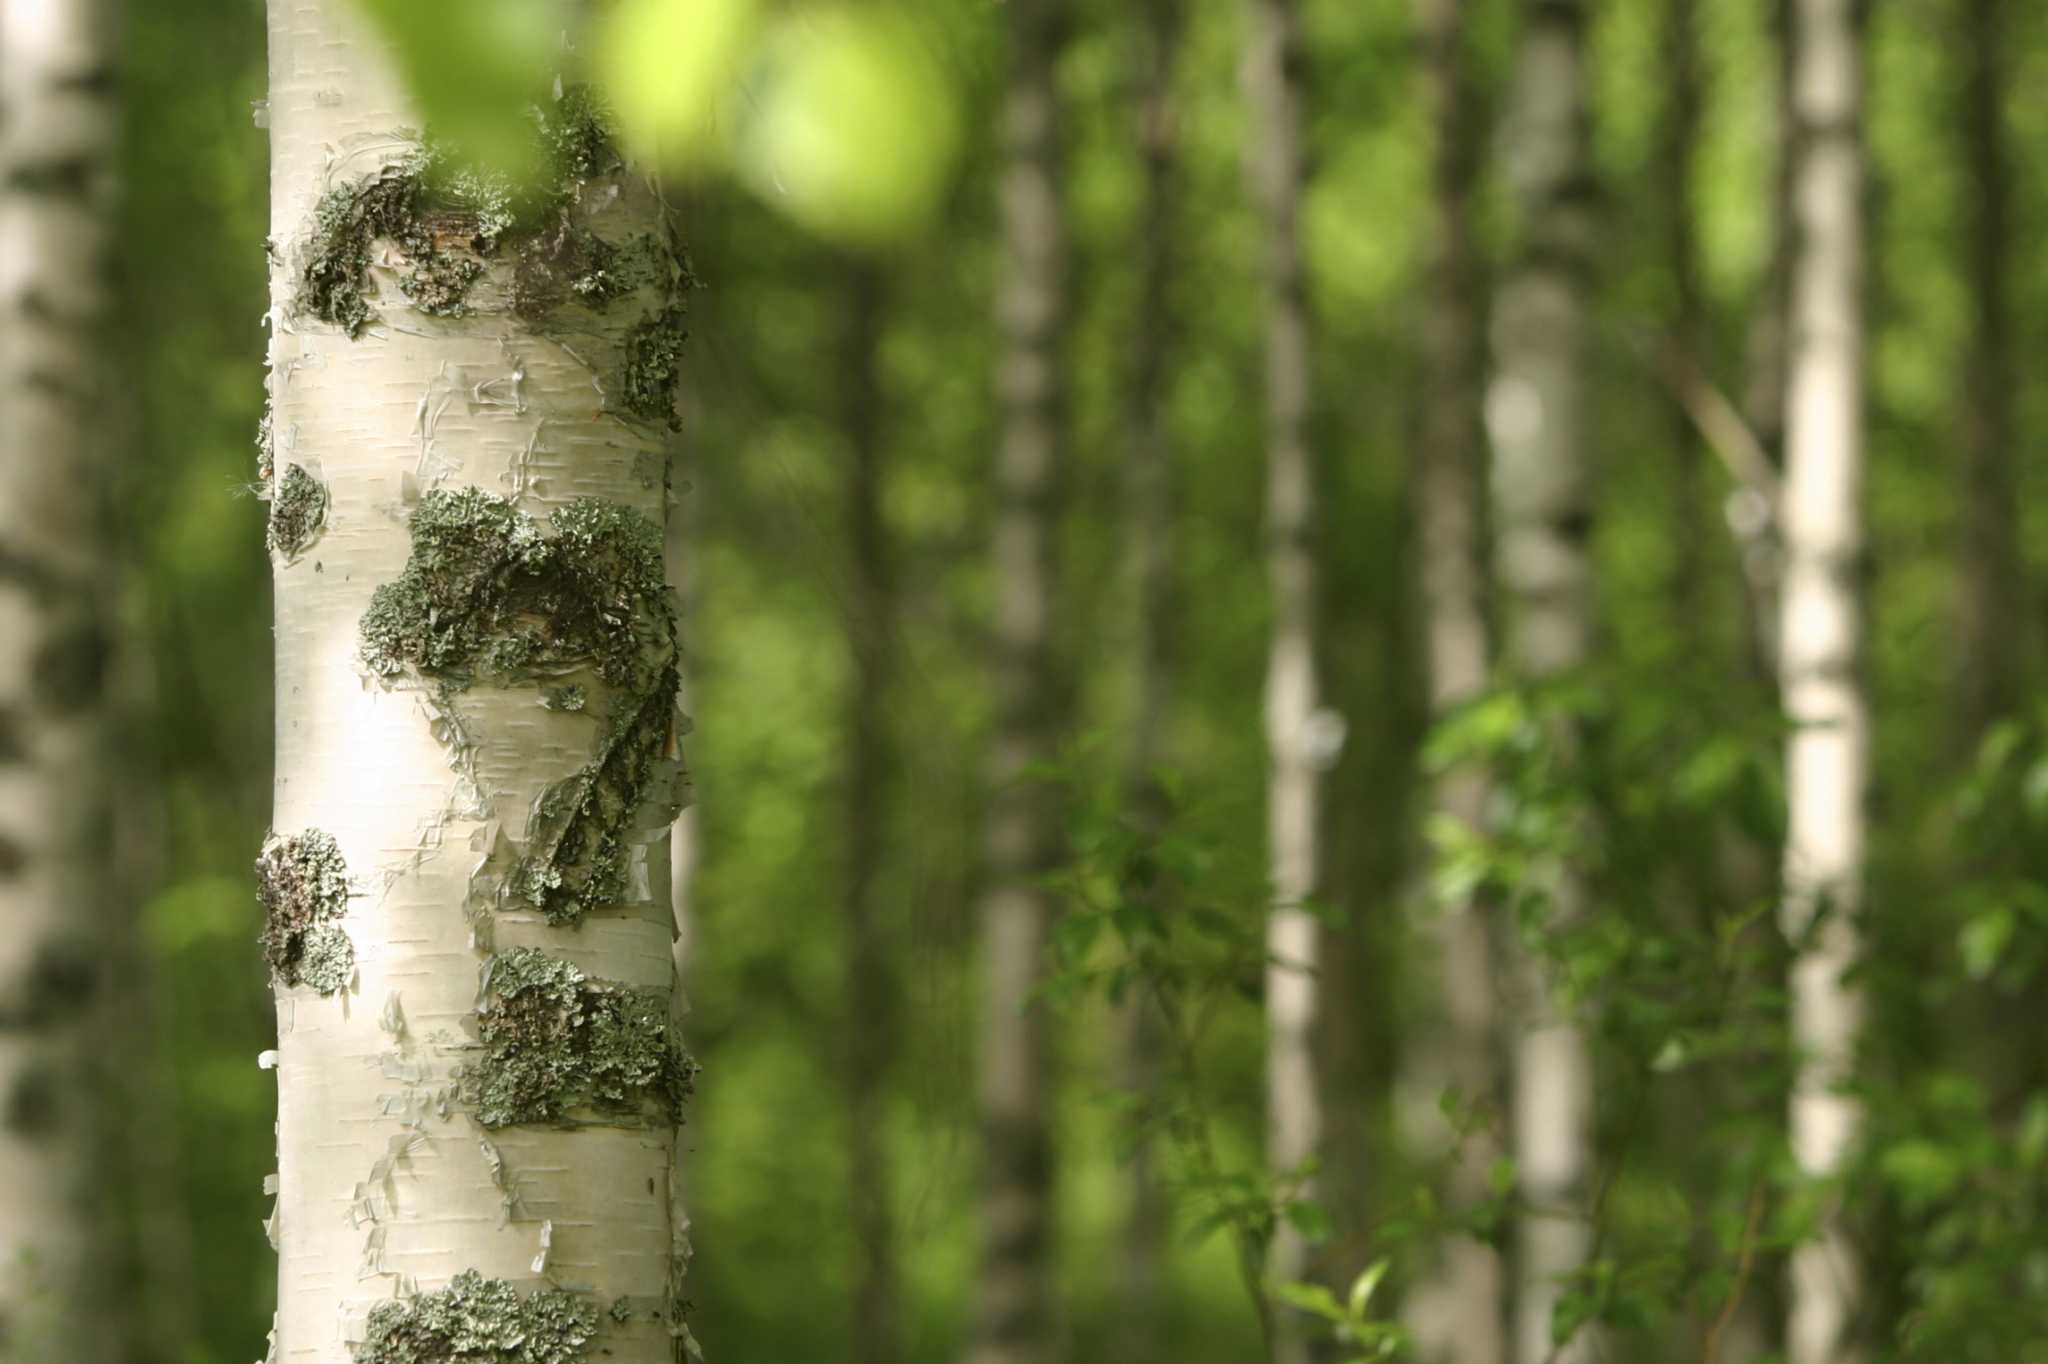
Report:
6,0,2048,1361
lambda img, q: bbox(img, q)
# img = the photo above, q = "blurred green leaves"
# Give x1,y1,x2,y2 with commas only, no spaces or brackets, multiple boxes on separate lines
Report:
352,0,960,244
600,0,960,245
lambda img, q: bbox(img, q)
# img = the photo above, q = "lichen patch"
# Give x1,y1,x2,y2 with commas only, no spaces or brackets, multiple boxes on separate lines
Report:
353,1269,597,1364
256,829,354,994
463,947,692,1129
268,463,328,559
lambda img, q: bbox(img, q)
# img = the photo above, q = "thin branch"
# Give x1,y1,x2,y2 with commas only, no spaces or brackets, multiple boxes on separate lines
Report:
1624,326,1782,510
1701,1181,1767,1364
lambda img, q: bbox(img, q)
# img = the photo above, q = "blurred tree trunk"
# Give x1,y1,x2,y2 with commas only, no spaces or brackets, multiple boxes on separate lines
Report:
1957,0,2017,741
1119,0,1182,1358
1777,0,1868,1360
0,0,123,1358
1402,0,1504,1359
1487,1,1598,1360
1663,0,1707,639
261,3,694,1360
972,0,1067,1359
1244,0,1327,1359
842,258,901,1364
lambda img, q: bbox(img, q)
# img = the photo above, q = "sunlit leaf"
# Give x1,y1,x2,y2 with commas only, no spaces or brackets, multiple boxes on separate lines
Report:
728,7,960,244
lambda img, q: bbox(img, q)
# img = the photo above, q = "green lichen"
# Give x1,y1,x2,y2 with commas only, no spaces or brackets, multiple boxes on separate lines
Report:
535,85,621,185
353,1270,597,1364
295,150,515,336
268,463,328,558
464,948,693,1129
358,489,671,691
516,669,683,924
542,685,585,713
622,305,688,429
511,223,634,320
360,489,685,926
256,829,354,994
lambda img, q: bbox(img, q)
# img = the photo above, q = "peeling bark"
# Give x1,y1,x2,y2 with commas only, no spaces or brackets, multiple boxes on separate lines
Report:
0,0,122,1357
262,4,695,1359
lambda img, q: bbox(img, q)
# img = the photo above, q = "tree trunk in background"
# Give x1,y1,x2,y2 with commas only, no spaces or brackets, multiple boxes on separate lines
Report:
1778,0,1867,1360
1245,0,1325,1358
1957,0,2017,741
0,0,122,1358
1402,0,1503,1359
1663,0,1708,639
262,3,694,1359
973,0,1067,1359
842,258,901,1364
1488,2,1598,1360
1119,0,1181,1358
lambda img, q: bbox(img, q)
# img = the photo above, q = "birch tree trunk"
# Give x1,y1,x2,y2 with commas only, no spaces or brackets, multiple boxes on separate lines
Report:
1117,2,1181,1357
261,5,695,1361
1957,0,2017,741
1487,2,1598,1360
1402,0,1503,1358
972,0,1067,1359
1244,1,1327,1357
1777,0,1867,1359
0,0,121,1357
841,258,901,1364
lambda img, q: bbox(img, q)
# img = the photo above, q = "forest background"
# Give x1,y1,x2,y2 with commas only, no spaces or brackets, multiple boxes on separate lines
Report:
33,0,2048,1359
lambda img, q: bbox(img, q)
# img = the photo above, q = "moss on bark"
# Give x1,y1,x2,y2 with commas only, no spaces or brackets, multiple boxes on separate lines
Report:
463,947,693,1128
352,1269,597,1364
256,829,354,994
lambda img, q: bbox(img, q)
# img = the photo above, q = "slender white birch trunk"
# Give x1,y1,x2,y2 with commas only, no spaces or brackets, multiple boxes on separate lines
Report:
972,0,1067,1359
1488,2,1598,1360
1401,0,1503,1358
262,4,695,1361
0,0,121,1357
1244,1,1326,1357
1778,1,1867,1359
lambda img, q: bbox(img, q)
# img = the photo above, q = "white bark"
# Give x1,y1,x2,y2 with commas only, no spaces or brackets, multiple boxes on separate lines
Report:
263,4,692,1361
1488,2,1598,1360
973,0,1066,1359
0,0,120,1357
1401,0,1504,1358
1245,0,1326,1356
1778,0,1867,1359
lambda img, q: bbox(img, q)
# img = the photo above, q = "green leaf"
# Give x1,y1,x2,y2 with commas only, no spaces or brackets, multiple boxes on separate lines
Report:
1283,1198,1336,1244
1274,1282,1347,1324
1347,1259,1391,1317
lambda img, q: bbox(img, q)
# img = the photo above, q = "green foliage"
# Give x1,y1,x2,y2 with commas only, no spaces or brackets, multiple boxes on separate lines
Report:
254,829,353,995
353,1269,597,1364
464,948,694,1129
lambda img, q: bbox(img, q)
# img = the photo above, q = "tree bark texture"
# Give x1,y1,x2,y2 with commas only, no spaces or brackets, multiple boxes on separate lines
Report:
262,3,695,1359
0,0,122,1357
1486,1,1598,1360
972,0,1067,1359
1778,0,1868,1360
1402,0,1504,1358
1244,0,1326,1358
